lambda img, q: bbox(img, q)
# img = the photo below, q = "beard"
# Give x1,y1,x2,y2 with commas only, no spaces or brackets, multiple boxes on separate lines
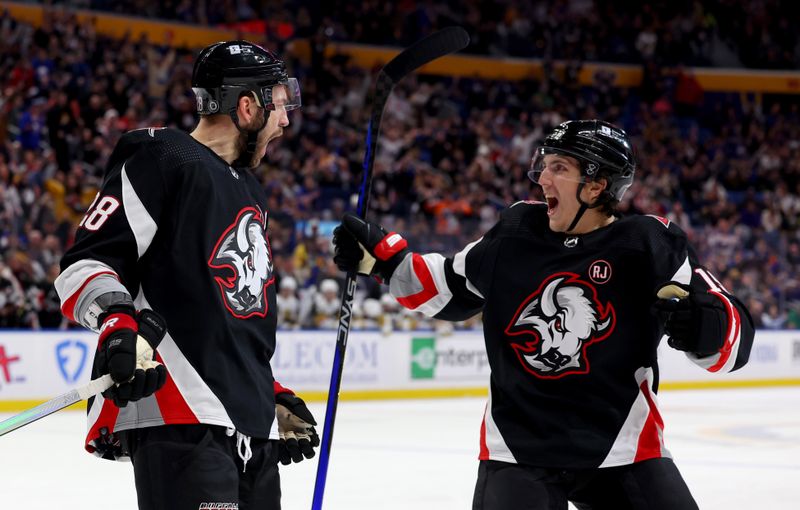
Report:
234,108,268,169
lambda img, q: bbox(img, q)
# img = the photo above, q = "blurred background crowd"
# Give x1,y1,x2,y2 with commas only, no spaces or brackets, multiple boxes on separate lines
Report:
0,1,798,331
86,0,799,69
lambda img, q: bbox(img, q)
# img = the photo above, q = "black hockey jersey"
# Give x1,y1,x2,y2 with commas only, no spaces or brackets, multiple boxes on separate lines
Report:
388,201,754,469
55,128,279,455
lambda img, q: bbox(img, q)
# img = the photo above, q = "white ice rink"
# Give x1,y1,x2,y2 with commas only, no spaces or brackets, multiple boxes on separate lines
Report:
2,387,799,510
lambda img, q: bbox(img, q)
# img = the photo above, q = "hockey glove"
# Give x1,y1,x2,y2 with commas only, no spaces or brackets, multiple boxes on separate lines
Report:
654,282,728,356
332,212,409,283
95,306,168,407
276,392,319,465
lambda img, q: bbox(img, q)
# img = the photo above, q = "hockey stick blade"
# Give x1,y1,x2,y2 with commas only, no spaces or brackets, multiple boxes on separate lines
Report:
0,374,113,437
312,27,470,510
382,26,470,84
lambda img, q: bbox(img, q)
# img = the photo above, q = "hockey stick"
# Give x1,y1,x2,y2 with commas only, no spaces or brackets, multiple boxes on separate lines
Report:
0,374,113,437
311,26,470,510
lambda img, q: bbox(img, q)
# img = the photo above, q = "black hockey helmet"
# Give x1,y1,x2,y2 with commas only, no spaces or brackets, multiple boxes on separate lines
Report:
529,119,635,202
191,40,301,117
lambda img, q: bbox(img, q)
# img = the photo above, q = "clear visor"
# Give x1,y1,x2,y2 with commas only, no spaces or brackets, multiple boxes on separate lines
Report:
260,77,301,111
528,148,591,185
193,78,302,116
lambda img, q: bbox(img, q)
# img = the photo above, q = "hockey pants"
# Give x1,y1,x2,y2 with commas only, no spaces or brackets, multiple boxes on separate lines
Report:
473,457,698,510
125,424,281,510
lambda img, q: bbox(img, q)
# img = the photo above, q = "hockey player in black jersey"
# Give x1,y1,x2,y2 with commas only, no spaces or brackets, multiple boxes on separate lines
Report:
56,41,317,510
333,120,754,510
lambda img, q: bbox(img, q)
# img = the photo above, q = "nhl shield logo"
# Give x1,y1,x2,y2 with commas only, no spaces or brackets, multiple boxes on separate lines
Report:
209,207,274,319
505,272,616,379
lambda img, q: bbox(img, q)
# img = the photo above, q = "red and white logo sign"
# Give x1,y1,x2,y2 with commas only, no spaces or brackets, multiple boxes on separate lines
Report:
0,344,22,386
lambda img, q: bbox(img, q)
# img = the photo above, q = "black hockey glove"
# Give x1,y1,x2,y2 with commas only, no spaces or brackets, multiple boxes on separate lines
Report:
653,282,728,356
276,392,319,465
95,306,168,407
332,212,409,283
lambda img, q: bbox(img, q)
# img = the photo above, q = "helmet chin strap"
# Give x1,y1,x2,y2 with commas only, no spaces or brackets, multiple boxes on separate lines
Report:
230,108,270,169
565,183,604,233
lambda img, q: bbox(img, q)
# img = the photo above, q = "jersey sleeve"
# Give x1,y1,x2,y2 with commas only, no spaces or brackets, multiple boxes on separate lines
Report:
649,217,754,373
274,380,294,396
55,145,168,330
388,221,501,322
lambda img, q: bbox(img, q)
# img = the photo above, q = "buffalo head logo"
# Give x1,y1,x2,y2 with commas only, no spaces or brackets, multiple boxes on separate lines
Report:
505,272,615,379
209,207,274,318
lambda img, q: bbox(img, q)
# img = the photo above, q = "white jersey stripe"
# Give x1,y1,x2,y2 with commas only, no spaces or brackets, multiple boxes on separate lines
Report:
55,258,119,304
694,267,721,292
121,163,158,259
118,292,239,433
85,396,103,439
453,238,485,299
696,267,729,293
600,367,670,467
390,253,454,317
483,384,517,463
416,253,454,316
669,255,692,285
55,259,129,328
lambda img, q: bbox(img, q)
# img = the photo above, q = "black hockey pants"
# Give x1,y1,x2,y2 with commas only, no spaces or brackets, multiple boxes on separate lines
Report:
473,457,698,510
125,424,281,510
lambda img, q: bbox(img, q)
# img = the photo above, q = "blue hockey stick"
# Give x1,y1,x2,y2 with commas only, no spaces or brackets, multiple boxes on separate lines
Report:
311,26,470,510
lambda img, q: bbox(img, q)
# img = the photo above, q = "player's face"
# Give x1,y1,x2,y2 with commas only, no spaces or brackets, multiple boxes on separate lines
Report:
249,84,291,167
536,154,585,232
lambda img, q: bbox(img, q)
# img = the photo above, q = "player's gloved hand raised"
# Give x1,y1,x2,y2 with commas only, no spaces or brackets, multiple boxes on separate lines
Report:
332,212,409,283
95,306,168,407
653,282,728,356
276,392,319,465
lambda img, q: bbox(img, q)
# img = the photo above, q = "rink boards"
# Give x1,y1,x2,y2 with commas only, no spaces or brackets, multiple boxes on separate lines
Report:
0,329,798,410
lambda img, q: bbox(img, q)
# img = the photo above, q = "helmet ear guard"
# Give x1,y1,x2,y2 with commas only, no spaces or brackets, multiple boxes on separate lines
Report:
192,87,221,115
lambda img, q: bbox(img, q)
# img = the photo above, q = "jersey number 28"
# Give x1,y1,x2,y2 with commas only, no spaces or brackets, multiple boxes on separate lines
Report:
79,194,121,231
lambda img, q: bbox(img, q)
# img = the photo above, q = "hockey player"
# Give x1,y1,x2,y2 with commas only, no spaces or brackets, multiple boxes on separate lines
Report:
333,120,754,510
55,41,317,510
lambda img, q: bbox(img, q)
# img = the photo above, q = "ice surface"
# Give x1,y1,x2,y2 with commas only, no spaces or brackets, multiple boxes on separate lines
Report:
1,387,798,509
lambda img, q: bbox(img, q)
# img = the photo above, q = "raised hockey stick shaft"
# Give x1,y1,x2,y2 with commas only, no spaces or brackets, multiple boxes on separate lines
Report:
0,374,113,437
312,26,470,510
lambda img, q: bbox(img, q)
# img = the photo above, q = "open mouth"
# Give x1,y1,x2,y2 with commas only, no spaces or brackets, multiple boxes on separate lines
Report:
546,196,559,216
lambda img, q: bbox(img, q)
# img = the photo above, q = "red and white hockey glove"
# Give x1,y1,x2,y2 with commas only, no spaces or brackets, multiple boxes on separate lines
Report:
95,306,168,407
275,385,319,465
332,212,409,283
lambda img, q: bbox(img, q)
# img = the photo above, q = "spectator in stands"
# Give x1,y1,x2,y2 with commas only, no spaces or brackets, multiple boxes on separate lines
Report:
0,7,797,330
276,275,302,329
311,278,340,329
